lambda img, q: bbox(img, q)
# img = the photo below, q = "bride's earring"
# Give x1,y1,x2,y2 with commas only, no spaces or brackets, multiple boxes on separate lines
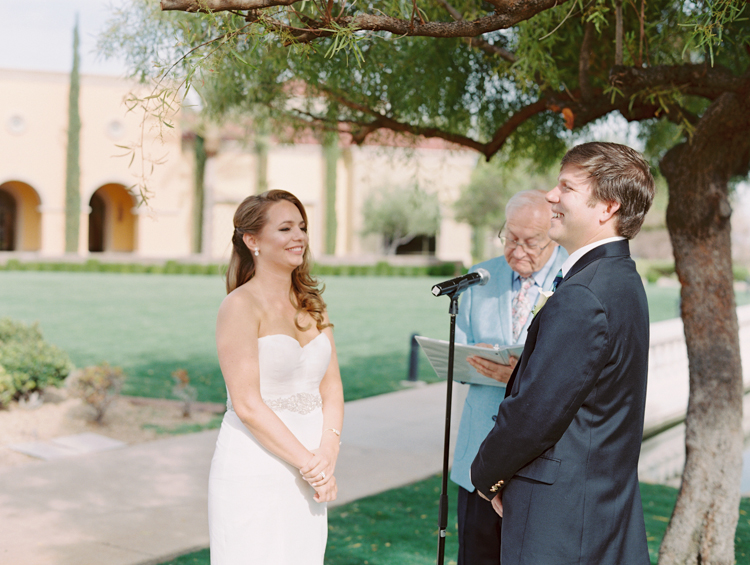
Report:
254,249,259,257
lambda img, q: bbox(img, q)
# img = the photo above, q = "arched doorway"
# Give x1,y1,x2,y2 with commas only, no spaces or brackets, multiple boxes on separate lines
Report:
0,181,42,251
0,188,16,251
88,191,105,252
88,184,137,253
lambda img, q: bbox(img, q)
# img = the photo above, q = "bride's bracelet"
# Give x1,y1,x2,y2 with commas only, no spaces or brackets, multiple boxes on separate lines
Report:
324,428,342,444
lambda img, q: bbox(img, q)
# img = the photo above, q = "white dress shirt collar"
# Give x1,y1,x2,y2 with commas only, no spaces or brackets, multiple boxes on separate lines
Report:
560,236,626,277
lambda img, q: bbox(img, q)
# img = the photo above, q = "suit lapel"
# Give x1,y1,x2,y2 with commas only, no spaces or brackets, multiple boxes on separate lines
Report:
505,242,629,397
562,240,631,286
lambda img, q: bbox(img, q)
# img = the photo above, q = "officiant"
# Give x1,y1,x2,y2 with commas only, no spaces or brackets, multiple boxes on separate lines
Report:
451,189,566,564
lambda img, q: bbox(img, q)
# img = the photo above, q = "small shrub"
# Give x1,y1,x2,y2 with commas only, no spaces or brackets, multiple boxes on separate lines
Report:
68,363,125,424
427,262,461,277
373,262,391,275
0,340,72,391
0,318,73,407
638,260,676,284
0,317,43,343
0,365,15,407
164,260,180,274
4,258,22,270
172,369,198,418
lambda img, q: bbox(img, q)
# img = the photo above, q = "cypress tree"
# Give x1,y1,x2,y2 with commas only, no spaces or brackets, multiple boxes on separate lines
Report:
323,134,338,255
254,130,268,194
193,135,206,254
64,18,81,253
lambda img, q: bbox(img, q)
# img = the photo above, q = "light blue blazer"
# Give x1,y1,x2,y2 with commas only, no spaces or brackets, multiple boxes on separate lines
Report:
450,247,567,492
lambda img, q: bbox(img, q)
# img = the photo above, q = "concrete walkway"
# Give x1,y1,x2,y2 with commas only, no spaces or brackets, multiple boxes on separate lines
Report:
0,382,468,565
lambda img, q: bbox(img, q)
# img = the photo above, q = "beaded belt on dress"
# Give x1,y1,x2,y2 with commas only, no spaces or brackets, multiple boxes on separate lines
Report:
226,392,322,415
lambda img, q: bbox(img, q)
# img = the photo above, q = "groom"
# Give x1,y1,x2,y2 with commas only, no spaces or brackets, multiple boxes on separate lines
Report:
471,142,655,564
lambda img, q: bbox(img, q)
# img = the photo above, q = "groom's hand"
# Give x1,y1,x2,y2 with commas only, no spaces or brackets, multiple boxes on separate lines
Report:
476,489,503,517
467,344,517,383
491,493,503,517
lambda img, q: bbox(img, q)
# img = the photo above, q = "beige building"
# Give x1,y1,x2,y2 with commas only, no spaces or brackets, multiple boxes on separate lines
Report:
0,68,478,266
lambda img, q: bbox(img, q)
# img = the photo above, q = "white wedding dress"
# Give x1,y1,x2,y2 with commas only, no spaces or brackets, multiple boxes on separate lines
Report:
208,332,332,564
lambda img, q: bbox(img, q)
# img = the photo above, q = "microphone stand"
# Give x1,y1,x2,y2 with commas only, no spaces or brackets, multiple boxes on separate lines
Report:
436,290,460,565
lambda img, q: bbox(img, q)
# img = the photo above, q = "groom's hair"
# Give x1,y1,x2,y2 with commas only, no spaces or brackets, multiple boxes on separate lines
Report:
562,142,655,239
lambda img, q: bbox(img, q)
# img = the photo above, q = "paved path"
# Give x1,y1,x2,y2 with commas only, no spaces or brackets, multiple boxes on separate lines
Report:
0,382,468,565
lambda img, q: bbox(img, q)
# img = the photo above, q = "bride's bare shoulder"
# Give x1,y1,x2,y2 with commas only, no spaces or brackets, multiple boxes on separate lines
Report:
218,282,262,324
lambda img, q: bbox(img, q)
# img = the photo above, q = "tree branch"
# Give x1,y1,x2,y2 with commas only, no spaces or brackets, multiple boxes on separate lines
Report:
162,0,296,10
268,61,748,164
261,16,336,43
162,0,572,39
317,87,488,152
485,99,549,157
609,64,748,99
434,0,517,63
615,0,623,65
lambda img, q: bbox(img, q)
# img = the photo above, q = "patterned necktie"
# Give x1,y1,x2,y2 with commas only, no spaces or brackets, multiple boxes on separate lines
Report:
512,276,535,341
552,269,563,292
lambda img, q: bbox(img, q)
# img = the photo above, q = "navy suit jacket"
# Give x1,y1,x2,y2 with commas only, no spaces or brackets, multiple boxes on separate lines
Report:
471,240,650,565
451,248,567,492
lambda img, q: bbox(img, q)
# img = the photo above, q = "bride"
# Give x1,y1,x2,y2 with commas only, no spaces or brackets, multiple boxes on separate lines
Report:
208,190,344,564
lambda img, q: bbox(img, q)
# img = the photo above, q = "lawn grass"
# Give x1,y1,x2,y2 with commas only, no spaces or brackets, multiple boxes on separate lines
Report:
155,476,750,565
1,271,748,404
0,272,449,403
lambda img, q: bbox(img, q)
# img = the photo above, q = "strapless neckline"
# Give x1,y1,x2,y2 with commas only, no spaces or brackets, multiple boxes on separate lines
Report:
258,332,328,349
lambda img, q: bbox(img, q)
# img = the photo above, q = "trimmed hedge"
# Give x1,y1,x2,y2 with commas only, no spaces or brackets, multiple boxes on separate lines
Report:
0,318,73,406
0,259,464,277
638,260,677,284
0,258,225,276
311,261,462,277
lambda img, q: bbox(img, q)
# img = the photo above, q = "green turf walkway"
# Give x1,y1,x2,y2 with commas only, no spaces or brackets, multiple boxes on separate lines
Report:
156,475,750,565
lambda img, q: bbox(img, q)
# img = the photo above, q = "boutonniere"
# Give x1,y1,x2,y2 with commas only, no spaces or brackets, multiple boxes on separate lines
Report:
532,290,555,317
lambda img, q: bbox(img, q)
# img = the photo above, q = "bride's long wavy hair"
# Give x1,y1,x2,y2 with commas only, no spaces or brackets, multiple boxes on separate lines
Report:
226,190,330,332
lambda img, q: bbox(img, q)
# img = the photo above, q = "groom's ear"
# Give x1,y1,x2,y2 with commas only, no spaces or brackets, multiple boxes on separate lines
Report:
599,200,621,224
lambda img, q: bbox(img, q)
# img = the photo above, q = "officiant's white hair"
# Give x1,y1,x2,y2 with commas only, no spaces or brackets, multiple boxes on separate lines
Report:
505,189,551,220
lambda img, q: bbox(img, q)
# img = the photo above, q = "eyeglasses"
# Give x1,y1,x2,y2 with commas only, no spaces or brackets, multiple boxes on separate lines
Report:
497,223,552,255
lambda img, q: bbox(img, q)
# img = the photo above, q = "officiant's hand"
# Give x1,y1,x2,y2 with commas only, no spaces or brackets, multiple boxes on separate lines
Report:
467,344,518,384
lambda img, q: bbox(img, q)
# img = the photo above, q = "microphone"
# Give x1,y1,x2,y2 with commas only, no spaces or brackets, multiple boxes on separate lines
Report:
431,268,490,297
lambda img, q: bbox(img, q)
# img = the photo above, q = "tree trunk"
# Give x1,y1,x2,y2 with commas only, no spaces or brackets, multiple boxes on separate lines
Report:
658,88,750,565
